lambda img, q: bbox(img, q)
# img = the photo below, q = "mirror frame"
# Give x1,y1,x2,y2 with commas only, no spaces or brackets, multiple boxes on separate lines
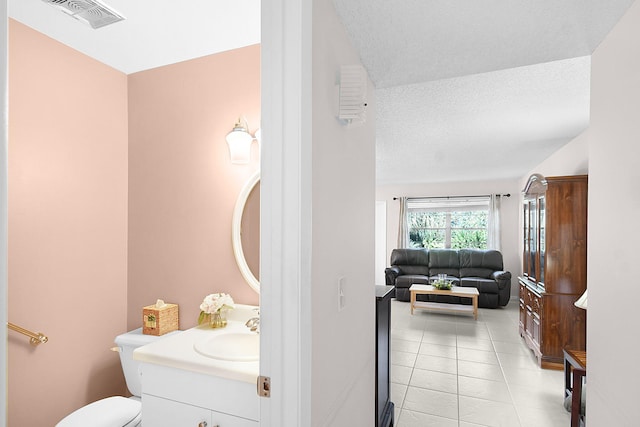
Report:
231,170,260,293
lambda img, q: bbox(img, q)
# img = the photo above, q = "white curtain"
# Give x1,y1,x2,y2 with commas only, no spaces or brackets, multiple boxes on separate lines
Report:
397,197,408,248
487,194,501,251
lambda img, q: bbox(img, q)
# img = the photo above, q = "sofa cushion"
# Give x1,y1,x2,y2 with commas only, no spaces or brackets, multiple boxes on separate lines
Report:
390,248,429,266
396,275,430,289
428,249,460,277
390,249,430,276
461,277,499,294
459,249,504,278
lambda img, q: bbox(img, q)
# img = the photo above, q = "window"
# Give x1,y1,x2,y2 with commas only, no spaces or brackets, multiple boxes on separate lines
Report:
407,197,489,249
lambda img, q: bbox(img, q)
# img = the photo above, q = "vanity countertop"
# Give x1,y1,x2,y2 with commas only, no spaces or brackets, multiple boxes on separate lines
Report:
133,304,259,384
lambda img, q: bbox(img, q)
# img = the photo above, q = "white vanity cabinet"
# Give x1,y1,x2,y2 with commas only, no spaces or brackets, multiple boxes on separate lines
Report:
140,362,259,427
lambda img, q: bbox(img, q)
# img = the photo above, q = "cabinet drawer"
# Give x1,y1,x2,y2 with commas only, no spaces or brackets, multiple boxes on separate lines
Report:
143,394,210,427
143,394,259,427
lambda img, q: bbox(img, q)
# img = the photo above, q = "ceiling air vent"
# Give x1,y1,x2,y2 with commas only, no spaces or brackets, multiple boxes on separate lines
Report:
40,0,125,29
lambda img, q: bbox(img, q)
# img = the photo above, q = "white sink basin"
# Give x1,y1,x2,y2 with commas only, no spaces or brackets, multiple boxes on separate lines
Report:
194,332,259,362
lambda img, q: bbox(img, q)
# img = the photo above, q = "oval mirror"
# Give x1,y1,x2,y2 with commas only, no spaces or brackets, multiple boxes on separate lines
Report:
232,170,260,293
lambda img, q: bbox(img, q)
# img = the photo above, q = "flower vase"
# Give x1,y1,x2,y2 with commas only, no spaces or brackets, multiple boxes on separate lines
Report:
209,310,228,328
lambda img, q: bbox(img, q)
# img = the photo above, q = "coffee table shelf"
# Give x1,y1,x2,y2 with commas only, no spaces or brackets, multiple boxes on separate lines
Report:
409,284,479,319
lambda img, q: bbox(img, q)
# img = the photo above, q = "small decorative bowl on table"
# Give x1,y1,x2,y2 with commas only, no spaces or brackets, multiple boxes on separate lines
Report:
432,280,453,290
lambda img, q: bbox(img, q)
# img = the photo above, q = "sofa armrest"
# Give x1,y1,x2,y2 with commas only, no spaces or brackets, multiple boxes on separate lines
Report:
491,270,512,289
385,266,401,286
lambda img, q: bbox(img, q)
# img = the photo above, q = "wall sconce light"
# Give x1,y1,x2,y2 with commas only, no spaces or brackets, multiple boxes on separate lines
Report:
226,117,260,164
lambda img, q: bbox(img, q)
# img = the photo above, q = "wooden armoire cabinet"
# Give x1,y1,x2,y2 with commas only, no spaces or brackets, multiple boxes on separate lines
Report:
519,174,587,369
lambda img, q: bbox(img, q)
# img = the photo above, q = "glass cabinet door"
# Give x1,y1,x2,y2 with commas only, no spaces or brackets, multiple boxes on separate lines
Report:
538,196,545,287
523,202,529,278
529,199,537,281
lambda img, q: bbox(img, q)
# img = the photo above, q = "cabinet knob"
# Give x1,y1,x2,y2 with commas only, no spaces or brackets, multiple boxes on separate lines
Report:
197,422,207,427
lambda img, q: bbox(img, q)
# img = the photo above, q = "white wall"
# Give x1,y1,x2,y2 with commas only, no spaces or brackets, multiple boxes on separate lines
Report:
310,0,376,425
377,179,522,297
585,2,640,424
521,131,589,187
520,3,640,423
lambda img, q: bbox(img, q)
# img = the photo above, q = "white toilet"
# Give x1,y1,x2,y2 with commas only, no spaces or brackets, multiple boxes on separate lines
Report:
56,328,180,427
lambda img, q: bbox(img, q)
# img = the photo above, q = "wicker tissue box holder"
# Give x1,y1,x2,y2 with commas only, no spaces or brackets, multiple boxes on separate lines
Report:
143,300,179,336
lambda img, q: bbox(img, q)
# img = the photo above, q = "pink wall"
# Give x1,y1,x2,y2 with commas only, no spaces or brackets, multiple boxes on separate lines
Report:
126,45,261,331
9,21,260,425
8,20,129,425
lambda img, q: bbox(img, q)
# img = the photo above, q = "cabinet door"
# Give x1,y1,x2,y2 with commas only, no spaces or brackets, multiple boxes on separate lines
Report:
143,394,211,427
518,285,526,333
531,294,541,349
212,410,260,427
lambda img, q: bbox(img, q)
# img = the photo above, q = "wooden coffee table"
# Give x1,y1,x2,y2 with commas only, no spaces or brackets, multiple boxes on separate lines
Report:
409,284,479,319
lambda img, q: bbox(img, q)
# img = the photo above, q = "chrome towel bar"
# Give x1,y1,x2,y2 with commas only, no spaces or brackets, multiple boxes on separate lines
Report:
7,322,48,345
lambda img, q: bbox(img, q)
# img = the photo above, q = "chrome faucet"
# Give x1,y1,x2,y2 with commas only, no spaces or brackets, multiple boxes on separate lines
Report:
245,317,260,333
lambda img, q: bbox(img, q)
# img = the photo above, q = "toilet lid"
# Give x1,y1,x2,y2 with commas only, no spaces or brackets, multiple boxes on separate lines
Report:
56,396,141,427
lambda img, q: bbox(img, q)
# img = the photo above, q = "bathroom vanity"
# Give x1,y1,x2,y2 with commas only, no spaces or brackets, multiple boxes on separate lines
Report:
134,305,260,426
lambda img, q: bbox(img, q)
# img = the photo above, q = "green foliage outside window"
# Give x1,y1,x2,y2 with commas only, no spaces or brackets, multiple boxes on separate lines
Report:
408,210,488,250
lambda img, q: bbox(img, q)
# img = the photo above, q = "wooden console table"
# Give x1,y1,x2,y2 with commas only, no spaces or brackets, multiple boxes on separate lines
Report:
563,348,586,427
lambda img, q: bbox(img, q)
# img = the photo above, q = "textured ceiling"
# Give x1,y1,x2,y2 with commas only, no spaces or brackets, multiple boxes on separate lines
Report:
334,0,634,184
8,0,635,185
376,56,591,185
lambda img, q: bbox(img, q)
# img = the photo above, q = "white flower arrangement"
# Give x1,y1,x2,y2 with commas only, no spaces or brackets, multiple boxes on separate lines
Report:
198,293,235,325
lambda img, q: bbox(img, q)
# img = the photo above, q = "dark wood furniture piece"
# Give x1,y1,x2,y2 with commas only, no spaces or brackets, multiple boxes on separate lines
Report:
376,285,394,427
519,174,587,369
564,349,586,427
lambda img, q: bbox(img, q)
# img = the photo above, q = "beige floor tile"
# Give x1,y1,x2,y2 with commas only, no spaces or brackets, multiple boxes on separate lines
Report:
422,331,458,346
391,364,413,385
458,360,506,382
458,375,512,403
403,387,459,420
457,336,495,351
392,338,421,354
392,350,417,367
495,351,539,371
418,342,457,359
410,367,458,394
457,347,499,365
391,383,408,409
492,340,531,356
397,409,458,427
392,328,423,342
459,395,521,427
391,299,571,426
516,402,571,427
415,354,458,374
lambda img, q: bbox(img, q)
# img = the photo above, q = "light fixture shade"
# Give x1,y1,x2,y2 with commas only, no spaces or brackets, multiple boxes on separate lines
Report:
226,117,253,164
574,290,587,310
226,130,253,164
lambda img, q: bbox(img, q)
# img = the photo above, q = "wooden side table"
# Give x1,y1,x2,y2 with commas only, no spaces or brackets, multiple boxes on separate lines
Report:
563,349,586,427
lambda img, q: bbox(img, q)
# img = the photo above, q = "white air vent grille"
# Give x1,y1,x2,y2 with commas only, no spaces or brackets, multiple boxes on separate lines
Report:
338,65,368,126
41,0,125,29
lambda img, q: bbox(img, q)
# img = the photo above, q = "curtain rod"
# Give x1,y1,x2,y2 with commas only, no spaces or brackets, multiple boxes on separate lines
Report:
393,194,511,200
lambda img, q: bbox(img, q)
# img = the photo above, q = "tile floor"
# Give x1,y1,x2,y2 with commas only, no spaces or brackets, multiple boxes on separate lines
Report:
390,298,571,427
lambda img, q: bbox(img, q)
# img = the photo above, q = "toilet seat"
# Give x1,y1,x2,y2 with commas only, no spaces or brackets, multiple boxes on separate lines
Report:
55,396,141,427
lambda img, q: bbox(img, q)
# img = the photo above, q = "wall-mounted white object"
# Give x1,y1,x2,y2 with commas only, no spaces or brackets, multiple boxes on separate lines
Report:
338,65,367,126
226,117,260,164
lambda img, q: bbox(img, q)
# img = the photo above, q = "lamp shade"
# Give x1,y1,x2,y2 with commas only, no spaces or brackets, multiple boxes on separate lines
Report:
574,290,587,310
226,119,254,164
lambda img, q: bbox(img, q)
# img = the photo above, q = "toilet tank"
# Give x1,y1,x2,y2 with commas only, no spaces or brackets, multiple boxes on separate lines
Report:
114,328,181,397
